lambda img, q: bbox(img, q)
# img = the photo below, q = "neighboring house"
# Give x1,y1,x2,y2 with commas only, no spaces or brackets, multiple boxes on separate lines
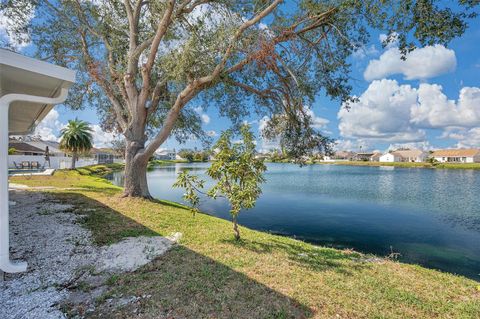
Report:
395,149,427,162
8,140,45,156
24,139,66,157
355,152,374,161
379,152,403,162
155,149,177,161
380,149,427,163
90,148,122,164
370,152,382,162
332,151,356,161
431,149,480,163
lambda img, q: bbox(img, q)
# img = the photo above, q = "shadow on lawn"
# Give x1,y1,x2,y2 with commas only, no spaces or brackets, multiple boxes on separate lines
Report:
51,192,313,318
222,237,367,275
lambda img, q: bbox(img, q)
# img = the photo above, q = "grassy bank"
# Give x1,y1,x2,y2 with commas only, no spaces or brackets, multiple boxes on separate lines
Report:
10,169,480,318
316,161,480,169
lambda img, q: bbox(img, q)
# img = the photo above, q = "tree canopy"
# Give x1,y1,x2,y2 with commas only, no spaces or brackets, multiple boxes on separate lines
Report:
2,0,478,196
59,118,94,168
174,124,266,239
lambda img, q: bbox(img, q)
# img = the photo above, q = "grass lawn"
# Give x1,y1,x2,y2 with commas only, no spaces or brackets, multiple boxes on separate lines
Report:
10,167,480,318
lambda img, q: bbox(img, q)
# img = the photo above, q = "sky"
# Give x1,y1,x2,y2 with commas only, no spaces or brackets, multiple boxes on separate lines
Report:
2,4,480,154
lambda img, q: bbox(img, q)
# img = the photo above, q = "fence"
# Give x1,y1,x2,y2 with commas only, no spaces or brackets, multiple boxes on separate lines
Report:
9,155,96,170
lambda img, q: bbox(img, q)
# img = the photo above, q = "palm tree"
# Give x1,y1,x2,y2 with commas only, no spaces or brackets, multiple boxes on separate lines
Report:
59,119,93,169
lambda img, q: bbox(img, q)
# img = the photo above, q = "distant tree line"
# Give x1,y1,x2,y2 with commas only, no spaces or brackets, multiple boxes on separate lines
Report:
178,149,210,163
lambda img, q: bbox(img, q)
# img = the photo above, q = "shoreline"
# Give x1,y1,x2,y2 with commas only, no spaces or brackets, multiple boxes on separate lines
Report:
296,160,480,170
9,167,480,317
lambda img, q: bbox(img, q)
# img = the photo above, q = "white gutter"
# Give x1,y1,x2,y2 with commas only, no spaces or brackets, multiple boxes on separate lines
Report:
0,88,69,273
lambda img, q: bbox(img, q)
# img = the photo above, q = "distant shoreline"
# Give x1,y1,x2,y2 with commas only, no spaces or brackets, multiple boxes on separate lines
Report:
148,159,480,170
313,161,480,170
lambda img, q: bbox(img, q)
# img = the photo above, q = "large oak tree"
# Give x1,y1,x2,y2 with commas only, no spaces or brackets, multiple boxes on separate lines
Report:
1,0,478,198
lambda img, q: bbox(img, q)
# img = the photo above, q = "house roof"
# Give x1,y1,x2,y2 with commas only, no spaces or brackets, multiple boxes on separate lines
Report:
25,140,63,154
334,151,355,157
431,149,480,157
1,49,75,134
356,152,374,156
8,141,45,154
156,149,176,155
392,149,425,158
91,148,115,155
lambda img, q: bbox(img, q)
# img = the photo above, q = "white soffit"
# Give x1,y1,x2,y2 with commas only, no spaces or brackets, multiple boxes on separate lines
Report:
0,49,76,134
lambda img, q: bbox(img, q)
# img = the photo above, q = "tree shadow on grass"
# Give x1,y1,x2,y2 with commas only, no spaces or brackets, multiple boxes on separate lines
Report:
48,192,313,318
220,237,369,275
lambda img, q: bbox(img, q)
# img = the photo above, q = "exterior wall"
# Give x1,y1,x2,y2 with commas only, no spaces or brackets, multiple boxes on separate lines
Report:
379,153,397,162
434,156,475,163
403,155,425,162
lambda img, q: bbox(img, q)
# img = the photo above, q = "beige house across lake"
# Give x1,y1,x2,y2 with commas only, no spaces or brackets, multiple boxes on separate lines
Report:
431,149,480,163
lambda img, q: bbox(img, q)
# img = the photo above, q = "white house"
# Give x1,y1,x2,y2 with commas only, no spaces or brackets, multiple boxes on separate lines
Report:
24,138,66,156
431,149,480,163
380,149,427,163
370,152,382,162
379,152,403,162
0,48,75,273
155,149,177,160
395,150,427,162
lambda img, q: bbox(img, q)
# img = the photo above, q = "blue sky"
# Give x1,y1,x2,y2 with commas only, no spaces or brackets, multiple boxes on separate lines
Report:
2,7,480,153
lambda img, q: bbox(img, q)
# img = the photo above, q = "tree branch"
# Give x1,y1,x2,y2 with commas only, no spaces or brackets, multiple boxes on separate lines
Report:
79,32,128,131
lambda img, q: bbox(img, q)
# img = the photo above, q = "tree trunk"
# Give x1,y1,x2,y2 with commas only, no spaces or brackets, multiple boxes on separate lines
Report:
122,138,151,199
232,215,240,240
71,152,76,169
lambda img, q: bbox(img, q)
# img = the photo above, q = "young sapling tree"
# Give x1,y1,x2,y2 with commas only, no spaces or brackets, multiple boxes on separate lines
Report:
174,125,266,240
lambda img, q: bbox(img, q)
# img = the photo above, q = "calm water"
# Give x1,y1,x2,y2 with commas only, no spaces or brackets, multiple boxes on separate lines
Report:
108,163,480,280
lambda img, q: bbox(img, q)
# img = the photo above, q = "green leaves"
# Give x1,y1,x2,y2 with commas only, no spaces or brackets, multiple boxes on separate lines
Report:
173,171,205,215
59,118,94,154
174,124,266,239
4,0,479,178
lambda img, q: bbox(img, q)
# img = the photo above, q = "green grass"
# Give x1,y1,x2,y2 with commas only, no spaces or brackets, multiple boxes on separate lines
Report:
10,169,480,318
75,163,125,176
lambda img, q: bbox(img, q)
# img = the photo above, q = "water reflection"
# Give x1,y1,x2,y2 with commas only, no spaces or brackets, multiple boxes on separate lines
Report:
107,163,480,280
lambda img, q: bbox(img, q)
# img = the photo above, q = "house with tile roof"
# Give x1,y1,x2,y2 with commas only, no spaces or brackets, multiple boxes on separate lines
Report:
431,149,480,163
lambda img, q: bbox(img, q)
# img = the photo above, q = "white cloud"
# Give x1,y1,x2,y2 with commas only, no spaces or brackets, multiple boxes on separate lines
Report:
334,139,371,152
201,114,210,124
305,107,329,130
258,116,280,153
378,33,399,49
338,79,425,143
33,109,116,148
0,4,35,50
206,130,217,137
338,79,480,146
352,44,378,59
194,107,210,124
387,141,435,151
411,85,480,128
440,128,480,149
364,45,456,81
257,108,329,152
90,124,117,148
34,109,63,141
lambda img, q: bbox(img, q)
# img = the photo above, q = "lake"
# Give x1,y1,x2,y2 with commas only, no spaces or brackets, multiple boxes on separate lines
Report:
107,163,480,280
